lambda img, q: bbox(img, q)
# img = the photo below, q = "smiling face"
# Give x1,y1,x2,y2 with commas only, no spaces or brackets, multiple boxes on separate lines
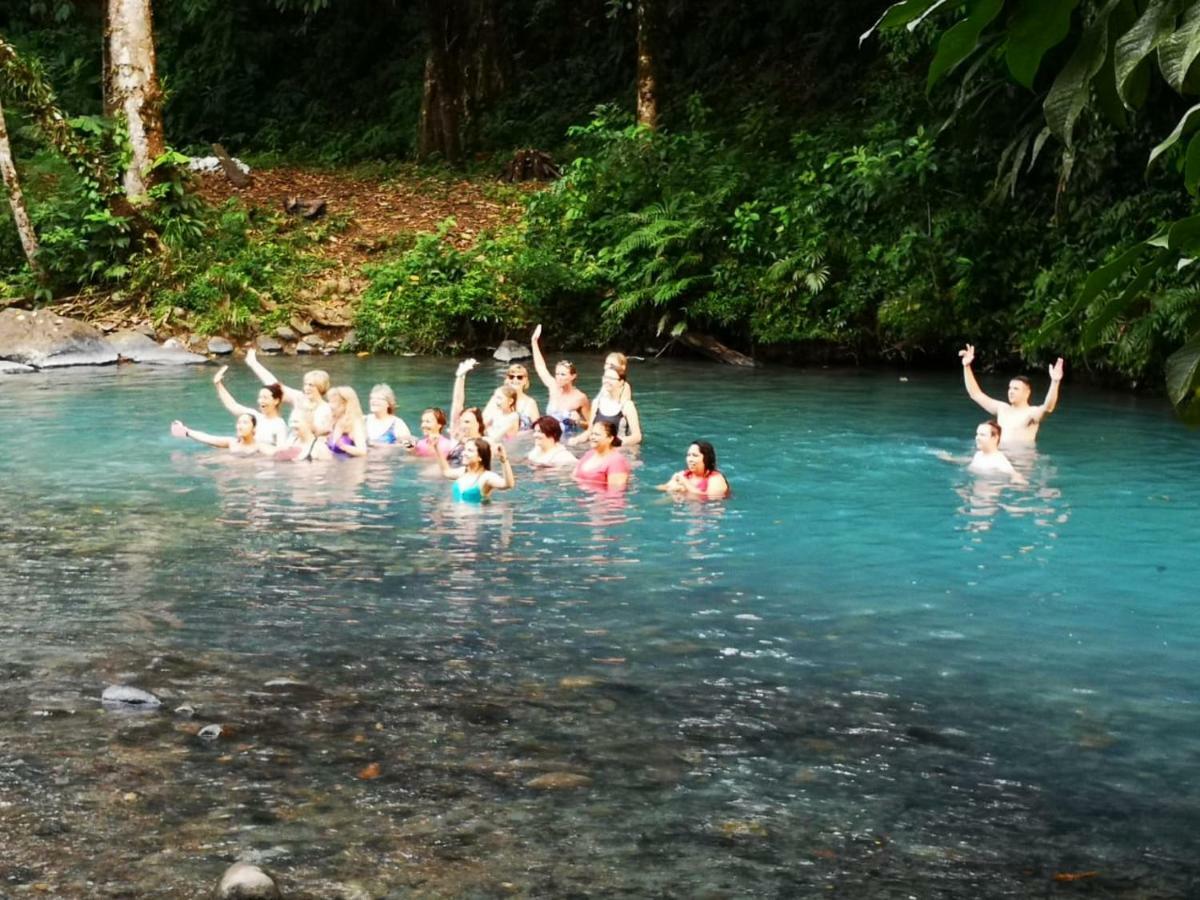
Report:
533,426,554,452
420,410,440,436
554,361,576,389
975,422,1000,452
505,367,529,393
462,440,481,467
1007,378,1031,405
601,370,623,399
369,390,388,416
459,411,481,439
235,414,256,441
302,371,328,404
685,443,706,475
590,422,613,449
257,388,279,415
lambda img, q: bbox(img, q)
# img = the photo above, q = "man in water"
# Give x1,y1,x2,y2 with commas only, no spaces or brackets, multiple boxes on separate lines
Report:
958,344,1064,448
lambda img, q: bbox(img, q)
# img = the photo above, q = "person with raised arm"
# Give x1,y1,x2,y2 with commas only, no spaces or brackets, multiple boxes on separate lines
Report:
936,420,1027,484
434,436,515,503
530,324,590,436
211,365,290,448
658,441,730,498
171,414,272,456
245,348,332,439
446,357,489,465
959,344,1064,448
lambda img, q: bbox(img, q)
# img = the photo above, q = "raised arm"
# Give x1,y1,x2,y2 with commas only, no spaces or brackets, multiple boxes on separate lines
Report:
245,349,302,406
959,344,1001,415
449,358,476,427
433,440,461,480
213,367,256,418
485,444,516,494
530,324,556,391
1035,357,1065,420
172,420,232,449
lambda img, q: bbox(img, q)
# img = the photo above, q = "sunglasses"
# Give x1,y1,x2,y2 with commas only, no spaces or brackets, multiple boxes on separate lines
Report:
506,373,527,380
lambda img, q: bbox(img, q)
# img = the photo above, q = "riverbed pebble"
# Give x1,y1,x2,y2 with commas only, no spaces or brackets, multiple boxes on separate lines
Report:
217,862,280,899
100,685,161,709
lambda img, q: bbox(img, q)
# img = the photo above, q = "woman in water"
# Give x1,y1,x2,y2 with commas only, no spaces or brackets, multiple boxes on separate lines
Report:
527,415,578,468
575,366,643,446
411,407,454,458
487,362,540,429
574,420,631,489
531,324,590,435
936,420,1026,484
365,383,412,446
604,351,633,402
484,385,522,442
289,385,369,460
658,440,730,498
171,413,271,456
212,365,290,448
245,348,332,439
447,358,491,465
435,437,515,503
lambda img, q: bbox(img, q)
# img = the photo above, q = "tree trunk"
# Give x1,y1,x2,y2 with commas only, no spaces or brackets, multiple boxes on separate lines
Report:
0,97,42,279
107,0,166,200
635,0,660,130
418,0,467,165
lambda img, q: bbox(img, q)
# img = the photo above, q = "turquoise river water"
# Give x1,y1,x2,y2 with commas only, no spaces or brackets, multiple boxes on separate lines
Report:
0,356,1197,898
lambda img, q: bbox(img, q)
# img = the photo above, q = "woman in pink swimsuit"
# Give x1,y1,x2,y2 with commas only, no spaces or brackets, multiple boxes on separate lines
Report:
573,421,631,489
658,440,730,498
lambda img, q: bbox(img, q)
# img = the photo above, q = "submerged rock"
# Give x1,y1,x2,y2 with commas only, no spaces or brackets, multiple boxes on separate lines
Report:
100,685,162,710
493,339,531,362
0,308,119,369
198,723,224,741
217,862,280,899
107,330,207,365
208,337,235,355
0,359,34,374
525,771,592,790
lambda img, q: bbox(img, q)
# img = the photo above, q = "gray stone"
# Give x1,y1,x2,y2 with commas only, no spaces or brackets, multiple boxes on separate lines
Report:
301,334,325,347
0,308,119,369
107,330,207,365
338,330,357,352
0,359,35,375
217,862,280,900
493,339,531,362
100,685,161,710
295,342,313,355
198,724,224,741
133,321,156,338
255,335,283,353
162,338,186,350
208,337,234,355
274,325,297,342
289,316,314,336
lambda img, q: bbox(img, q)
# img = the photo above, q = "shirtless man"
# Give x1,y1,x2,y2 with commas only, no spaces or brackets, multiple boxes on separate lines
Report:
959,344,1064,448
936,420,1026,484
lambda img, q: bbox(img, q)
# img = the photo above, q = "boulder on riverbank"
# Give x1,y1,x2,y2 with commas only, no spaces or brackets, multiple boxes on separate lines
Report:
0,359,35,375
107,330,208,365
493,339,531,362
0,308,119,369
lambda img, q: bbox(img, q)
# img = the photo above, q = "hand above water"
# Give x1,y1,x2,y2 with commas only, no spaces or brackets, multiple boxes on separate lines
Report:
531,324,542,343
456,358,478,378
213,365,228,385
1049,357,1064,382
959,344,975,368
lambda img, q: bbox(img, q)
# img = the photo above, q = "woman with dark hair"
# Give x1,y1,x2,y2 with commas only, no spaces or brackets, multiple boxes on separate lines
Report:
528,415,577,468
573,420,631,489
531,324,590,434
659,440,730,498
171,413,272,456
212,366,290,448
434,437,515,503
412,407,454,458
245,349,332,439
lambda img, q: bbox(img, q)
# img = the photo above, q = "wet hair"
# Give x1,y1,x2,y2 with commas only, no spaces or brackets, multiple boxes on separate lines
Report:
239,413,258,431
471,437,493,470
329,386,364,420
533,415,562,442
1011,375,1032,390
371,383,397,414
498,385,518,409
983,420,1002,441
594,419,622,447
461,407,485,434
304,370,331,395
423,407,447,429
604,352,628,377
265,383,284,404
690,440,717,473
556,360,577,376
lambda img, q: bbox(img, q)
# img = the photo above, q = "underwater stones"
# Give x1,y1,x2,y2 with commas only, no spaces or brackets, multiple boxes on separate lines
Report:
107,330,207,365
492,339,531,362
217,862,280,900
0,308,119,369
525,771,592,790
198,723,224,741
174,704,196,718
558,676,600,690
207,336,235,355
100,685,162,710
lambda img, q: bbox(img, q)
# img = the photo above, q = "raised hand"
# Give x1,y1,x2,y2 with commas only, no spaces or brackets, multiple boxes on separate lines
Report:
958,344,975,367
456,358,478,378
213,365,229,384
171,420,188,438
532,324,542,343
1049,357,1065,382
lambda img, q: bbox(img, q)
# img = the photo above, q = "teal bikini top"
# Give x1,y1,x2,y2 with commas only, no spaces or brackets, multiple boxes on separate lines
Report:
452,476,485,504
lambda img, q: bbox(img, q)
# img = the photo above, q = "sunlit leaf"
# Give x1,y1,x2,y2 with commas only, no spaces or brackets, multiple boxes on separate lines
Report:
1148,103,1200,171
859,0,950,46
1158,1,1200,91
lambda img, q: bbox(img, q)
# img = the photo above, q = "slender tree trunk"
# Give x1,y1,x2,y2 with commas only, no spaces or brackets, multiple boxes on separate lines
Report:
0,97,42,278
418,0,466,165
635,0,660,130
107,0,165,200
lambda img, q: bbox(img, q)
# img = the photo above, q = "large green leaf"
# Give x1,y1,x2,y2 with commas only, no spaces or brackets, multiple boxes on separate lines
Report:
1081,247,1170,345
1164,331,1200,412
1158,1,1200,90
1147,102,1200,171
1185,132,1200,191
859,0,950,46
1034,239,1148,341
1114,0,1179,109
1005,0,1079,88
1044,0,1122,145
1167,211,1200,253
927,0,1004,93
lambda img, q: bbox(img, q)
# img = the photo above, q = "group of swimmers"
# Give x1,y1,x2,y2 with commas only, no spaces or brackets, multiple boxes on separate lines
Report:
170,326,731,501
938,343,1066,482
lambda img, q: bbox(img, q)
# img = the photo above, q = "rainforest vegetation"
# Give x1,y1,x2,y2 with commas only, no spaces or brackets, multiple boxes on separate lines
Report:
3,0,1200,413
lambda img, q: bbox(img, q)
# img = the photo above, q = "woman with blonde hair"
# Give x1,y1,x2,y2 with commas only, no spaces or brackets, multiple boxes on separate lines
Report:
245,348,332,439
365,383,412,446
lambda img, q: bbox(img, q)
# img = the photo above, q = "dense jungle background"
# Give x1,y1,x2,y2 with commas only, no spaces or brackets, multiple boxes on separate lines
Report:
4,0,1200,408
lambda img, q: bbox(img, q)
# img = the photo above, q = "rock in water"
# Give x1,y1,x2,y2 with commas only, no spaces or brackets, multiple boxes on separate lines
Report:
493,339,531,362
525,772,592,790
0,360,34,374
0,309,119,369
255,335,283,353
207,337,235,355
100,685,162,710
107,330,207,365
217,862,280,899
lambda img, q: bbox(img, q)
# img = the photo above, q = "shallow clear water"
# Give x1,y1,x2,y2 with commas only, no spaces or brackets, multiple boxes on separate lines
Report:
1,357,1197,898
